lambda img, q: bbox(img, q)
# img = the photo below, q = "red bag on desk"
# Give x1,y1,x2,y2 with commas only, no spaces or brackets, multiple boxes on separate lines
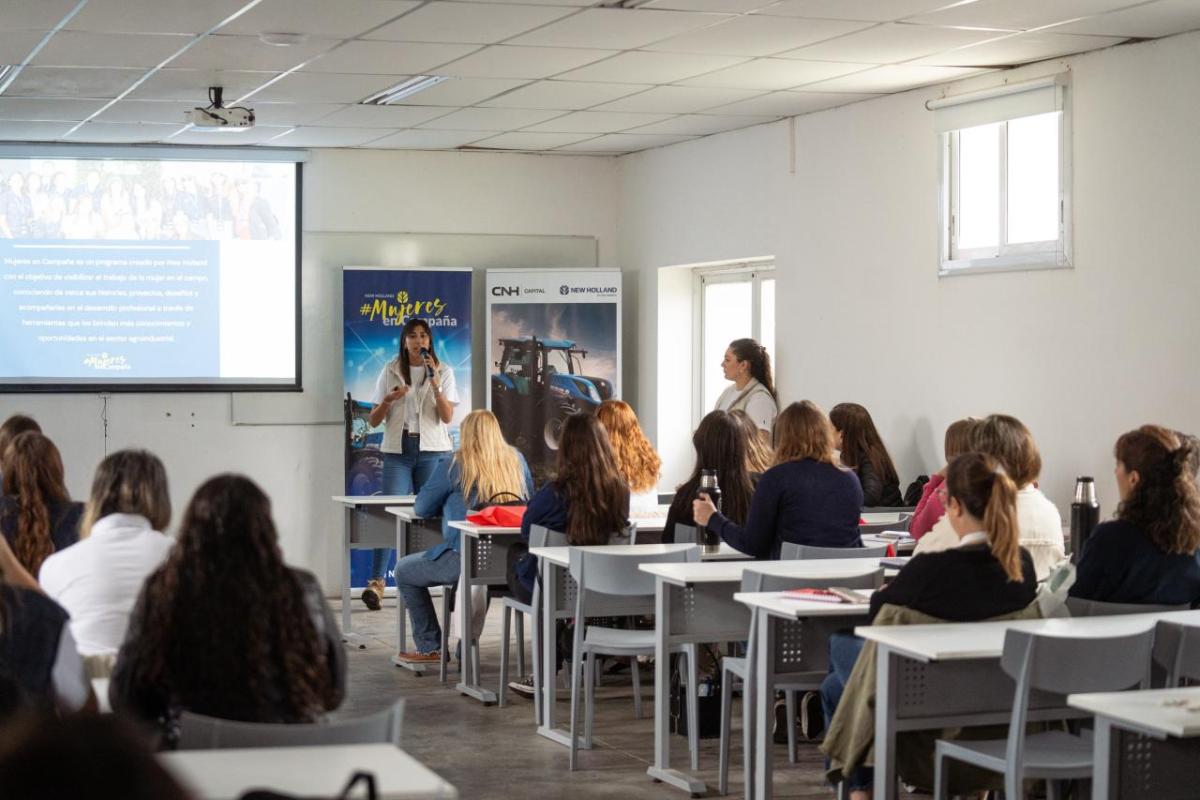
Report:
465,491,527,527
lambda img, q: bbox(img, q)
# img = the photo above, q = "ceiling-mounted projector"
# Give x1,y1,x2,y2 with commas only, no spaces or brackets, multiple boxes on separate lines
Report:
186,86,255,129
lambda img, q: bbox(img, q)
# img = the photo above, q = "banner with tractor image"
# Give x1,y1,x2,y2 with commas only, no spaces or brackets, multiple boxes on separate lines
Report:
486,268,622,485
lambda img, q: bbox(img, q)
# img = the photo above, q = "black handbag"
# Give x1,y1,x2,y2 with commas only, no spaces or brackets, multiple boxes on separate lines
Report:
239,771,377,800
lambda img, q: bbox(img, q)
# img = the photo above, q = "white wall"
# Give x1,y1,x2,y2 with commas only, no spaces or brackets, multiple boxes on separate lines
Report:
622,31,1200,514
0,148,620,590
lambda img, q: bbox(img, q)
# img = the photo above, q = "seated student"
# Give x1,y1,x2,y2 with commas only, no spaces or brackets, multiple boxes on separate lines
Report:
909,417,978,540
596,399,662,513
38,451,174,668
394,410,532,663
694,401,862,559
830,402,903,507
110,475,344,740
730,408,774,477
664,411,755,544
915,414,1066,579
1071,426,1200,606
0,534,92,717
0,414,40,482
0,432,83,575
821,452,1038,798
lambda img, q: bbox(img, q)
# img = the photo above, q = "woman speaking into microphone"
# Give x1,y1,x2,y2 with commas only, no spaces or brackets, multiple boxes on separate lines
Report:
363,317,459,610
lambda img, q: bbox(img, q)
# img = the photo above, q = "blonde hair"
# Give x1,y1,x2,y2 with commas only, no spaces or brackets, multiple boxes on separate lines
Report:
81,450,172,537
729,409,774,474
774,401,836,466
946,453,1024,582
454,410,528,505
595,400,661,493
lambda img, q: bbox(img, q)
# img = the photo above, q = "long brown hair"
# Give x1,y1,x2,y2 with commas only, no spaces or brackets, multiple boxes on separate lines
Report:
397,317,440,387
972,414,1042,487
945,452,1024,581
728,338,776,400
81,450,172,537
0,415,40,467
119,475,336,722
554,414,629,546
775,401,837,465
730,409,774,474
830,402,898,486
944,417,979,462
596,400,661,494
0,432,69,575
1115,426,1200,555
669,411,754,528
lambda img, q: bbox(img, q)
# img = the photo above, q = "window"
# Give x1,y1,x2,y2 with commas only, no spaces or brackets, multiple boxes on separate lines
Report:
695,264,775,418
937,78,1071,275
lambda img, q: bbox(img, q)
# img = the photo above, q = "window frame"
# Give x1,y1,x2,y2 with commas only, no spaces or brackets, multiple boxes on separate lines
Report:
938,82,1073,277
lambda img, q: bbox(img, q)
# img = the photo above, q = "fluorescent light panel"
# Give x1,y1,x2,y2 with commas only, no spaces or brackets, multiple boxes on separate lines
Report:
361,75,450,105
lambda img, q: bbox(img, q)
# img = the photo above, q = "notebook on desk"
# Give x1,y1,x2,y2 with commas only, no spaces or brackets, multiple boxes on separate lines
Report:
782,587,872,604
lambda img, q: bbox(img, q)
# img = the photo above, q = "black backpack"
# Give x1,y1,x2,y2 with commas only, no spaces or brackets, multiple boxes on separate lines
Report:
902,475,930,507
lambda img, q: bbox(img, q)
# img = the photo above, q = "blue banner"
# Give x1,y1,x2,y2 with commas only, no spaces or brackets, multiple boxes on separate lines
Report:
342,267,472,587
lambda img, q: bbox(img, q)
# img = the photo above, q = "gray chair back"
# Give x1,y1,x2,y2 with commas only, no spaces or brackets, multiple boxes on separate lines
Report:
858,521,909,536
780,542,889,560
1153,620,1200,687
568,544,699,599
529,524,569,549
1064,597,1189,617
177,700,404,750
671,523,700,545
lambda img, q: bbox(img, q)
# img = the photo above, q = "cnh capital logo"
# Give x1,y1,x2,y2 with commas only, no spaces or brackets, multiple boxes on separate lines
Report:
491,285,519,297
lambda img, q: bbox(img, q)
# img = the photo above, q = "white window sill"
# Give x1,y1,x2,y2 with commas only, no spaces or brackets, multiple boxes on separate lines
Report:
939,252,1071,277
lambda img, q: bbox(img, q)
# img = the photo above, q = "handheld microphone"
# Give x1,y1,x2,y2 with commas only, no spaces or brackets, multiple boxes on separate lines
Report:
419,347,433,379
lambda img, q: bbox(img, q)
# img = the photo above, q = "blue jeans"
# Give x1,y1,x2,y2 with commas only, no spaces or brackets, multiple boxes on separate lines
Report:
821,632,872,791
370,435,445,581
393,549,460,653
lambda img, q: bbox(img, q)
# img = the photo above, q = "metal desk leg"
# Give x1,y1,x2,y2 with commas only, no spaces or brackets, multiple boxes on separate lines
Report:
455,535,497,704
340,506,366,649
743,610,756,800
873,646,899,800
1093,717,1113,800
646,582,705,794
537,561,590,748
753,609,775,800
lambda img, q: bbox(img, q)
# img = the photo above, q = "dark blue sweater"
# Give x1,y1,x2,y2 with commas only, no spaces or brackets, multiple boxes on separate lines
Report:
516,483,571,592
706,459,863,559
1070,519,1200,607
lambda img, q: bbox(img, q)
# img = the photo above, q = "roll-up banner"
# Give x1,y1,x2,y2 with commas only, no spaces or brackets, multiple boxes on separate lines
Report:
342,266,471,587
486,268,621,485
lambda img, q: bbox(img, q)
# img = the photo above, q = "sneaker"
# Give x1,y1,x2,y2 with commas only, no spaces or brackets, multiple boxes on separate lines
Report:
508,675,536,698
397,650,441,663
361,579,385,611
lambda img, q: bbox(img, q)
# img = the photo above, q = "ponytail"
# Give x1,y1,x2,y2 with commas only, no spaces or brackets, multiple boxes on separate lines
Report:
945,452,1025,582
1,432,68,575
728,338,777,401
1116,426,1200,555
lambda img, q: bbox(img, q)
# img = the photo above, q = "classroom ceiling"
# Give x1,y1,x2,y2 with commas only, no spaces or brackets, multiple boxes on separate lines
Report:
0,0,1197,156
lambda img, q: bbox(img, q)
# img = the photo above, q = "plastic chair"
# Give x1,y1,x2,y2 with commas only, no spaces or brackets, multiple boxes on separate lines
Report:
671,523,699,545
717,567,883,797
1153,620,1200,687
779,542,889,560
1064,597,1188,617
177,700,404,750
566,544,702,770
932,627,1155,800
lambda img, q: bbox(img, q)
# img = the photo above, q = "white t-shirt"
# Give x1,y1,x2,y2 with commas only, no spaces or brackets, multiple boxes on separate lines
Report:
714,378,778,432
370,357,460,453
52,627,89,711
629,488,660,514
39,513,173,656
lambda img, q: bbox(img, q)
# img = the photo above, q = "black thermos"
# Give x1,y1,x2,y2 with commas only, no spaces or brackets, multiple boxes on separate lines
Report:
1069,476,1100,562
698,469,722,552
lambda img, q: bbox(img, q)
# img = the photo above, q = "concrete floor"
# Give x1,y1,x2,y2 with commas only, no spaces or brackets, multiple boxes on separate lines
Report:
334,594,866,800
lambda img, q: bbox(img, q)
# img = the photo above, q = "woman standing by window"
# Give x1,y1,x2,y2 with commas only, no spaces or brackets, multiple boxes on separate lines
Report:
713,338,778,436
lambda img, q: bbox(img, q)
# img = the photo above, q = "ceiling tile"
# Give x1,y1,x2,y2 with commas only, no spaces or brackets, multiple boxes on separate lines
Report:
524,110,677,133
1049,0,1200,37
780,23,1006,65
913,31,1127,67
626,112,773,135
220,0,421,39
172,34,340,72
5,67,145,99
65,121,181,142
30,32,191,69
593,85,763,113
647,0,776,11
266,126,397,146
414,106,563,130
645,15,873,56
438,45,619,80
705,89,878,115
298,104,450,128
508,8,727,50
387,76,529,106
0,121,73,140
0,31,47,64
755,0,960,22
0,98,106,121
362,129,490,148
556,132,696,152
247,72,403,103
905,0,1140,32
127,69,275,102
802,63,984,93
469,131,596,149
478,80,643,110
64,0,248,35
557,51,749,84
366,3,577,44
303,41,478,75
678,58,866,90
169,125,296,145
0,0,79,30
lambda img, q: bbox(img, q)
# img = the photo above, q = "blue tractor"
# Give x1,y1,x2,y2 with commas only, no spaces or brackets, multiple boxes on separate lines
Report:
491,336,614,454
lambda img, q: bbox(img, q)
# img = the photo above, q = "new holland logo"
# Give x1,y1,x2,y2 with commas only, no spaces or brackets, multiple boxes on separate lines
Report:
559,285,570,295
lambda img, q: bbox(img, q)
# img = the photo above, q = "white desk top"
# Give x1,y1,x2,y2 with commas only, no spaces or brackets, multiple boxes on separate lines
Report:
1068,687,1200,738
449,520,523,537
387,505,423,521
530,543,702,568
639,557,887,586
333,494,417,507
862,533,915,547
735,590,873,618
856,608,1200,663
861,512,904,524
159,743,457,800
